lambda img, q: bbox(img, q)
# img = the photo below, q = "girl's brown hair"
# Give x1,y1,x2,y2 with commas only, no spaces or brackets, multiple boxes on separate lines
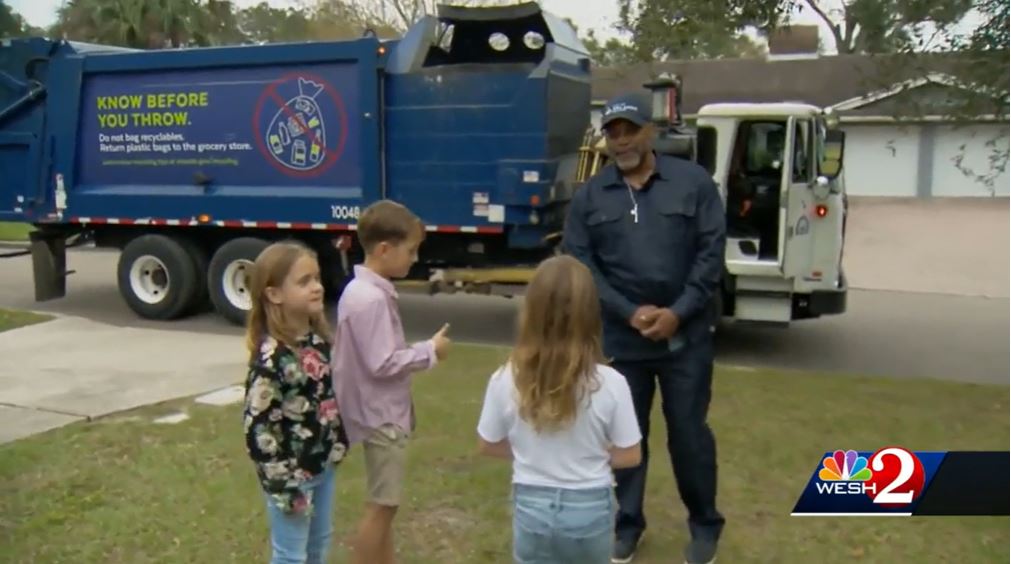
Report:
511,255,606,433
244,241,332,358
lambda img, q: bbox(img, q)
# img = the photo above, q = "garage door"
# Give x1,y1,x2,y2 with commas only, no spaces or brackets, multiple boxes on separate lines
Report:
931,124,1010,197
842,124,920,197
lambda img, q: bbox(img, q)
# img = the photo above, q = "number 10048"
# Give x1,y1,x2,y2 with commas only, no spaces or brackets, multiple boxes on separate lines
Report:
331,205,361,220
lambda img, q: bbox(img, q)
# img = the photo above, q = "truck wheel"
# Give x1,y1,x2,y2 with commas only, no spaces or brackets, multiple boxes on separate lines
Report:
117,235,200,320
179,238,211,314
209,237,269,326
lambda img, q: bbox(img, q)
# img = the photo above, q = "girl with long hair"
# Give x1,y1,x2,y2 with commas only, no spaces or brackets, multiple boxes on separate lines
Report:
477,255,643,563
242,241,349,564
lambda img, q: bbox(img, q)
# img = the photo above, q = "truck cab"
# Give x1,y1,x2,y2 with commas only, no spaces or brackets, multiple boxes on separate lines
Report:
697,103,848,324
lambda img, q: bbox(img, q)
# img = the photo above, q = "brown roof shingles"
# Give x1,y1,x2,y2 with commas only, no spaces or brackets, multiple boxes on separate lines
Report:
590,53,976,114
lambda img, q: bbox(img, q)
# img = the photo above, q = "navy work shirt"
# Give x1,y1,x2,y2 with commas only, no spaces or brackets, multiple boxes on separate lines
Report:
563,153,726,361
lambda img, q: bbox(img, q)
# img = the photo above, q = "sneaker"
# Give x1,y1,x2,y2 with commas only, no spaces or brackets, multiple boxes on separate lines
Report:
684,537,718,564
612,534,642,564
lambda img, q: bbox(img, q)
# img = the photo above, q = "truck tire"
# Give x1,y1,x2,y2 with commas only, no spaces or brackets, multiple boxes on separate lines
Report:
209,237,269,326
117,235,200,321
178,238,211,314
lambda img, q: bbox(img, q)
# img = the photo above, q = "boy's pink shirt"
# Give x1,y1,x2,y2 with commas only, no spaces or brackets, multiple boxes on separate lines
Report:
330,264,436,445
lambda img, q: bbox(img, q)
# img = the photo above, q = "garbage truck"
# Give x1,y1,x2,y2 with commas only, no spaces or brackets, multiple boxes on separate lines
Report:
0,1,848,326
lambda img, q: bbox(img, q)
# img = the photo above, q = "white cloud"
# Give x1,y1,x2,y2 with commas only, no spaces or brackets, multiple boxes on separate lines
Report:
8,0,59,29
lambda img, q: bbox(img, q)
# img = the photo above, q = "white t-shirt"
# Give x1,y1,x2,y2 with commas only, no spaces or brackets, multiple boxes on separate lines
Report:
476,362,642,490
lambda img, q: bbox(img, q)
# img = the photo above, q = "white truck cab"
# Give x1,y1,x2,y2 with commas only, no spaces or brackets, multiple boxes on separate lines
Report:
697,102,848,324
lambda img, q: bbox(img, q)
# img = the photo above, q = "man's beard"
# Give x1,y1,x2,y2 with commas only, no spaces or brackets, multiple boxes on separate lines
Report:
614,150,642,171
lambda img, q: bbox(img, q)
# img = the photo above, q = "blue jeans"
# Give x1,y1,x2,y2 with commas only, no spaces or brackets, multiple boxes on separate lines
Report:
264,467,337,564
512,483,615,564
612,335,725,545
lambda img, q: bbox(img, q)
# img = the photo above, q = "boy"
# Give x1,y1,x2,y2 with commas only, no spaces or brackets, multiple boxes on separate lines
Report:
331,199,451,564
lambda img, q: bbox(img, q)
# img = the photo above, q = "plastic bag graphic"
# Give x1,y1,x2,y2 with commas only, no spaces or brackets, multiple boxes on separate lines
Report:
265,78,327,171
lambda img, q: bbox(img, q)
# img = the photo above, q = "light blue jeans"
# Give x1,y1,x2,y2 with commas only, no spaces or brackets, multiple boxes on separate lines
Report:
264,467,337,564
512,483,616,564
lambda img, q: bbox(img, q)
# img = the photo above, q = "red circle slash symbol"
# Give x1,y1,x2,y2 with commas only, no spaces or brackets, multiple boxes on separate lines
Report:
252,72,349,179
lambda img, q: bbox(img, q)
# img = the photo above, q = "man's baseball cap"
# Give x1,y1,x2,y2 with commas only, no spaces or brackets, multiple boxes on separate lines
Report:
600,92,652,129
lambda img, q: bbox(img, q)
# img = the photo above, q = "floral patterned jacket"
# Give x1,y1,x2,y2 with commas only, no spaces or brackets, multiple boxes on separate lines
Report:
243,331,349,513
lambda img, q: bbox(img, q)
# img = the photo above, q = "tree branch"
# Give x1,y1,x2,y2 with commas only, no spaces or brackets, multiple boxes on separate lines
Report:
802,0,846,52
389,0,414,29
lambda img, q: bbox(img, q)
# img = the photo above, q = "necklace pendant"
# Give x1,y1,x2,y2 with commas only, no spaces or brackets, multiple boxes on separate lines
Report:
630,204,639,224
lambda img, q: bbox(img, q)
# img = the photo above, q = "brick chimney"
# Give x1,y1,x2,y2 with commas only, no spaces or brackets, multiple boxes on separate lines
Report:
767,25,820,59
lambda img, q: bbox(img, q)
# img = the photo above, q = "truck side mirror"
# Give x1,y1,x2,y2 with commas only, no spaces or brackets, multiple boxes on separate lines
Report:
819,129,845,180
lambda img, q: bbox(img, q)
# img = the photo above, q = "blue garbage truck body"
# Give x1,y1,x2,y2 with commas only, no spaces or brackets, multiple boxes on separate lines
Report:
0,3,592,324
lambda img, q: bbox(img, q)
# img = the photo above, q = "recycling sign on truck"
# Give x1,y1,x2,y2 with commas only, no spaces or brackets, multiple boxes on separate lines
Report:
78,63,358,188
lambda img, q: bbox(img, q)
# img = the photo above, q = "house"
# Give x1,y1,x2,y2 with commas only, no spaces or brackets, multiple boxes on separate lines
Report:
588,28,1009,197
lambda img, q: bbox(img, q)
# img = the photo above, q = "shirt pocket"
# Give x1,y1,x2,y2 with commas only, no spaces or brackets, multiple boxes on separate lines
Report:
586,209,624,253
655,194,697,244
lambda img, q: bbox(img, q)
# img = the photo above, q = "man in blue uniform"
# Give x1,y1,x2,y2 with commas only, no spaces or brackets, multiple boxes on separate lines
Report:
563,93,726,564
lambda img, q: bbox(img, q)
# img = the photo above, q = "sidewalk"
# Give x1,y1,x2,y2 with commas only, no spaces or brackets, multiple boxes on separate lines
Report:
0,315,246,444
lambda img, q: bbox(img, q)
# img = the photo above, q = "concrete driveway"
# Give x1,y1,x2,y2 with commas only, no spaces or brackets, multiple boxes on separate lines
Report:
0,315,245,444
844,197,1009,298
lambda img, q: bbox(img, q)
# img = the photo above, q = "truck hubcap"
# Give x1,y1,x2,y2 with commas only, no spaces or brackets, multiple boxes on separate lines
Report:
130,255,170,305
223,259,253,311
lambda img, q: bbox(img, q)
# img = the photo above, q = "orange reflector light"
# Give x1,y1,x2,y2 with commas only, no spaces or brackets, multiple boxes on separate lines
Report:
198,214,211,223
530,195,541,206
815,205,828,218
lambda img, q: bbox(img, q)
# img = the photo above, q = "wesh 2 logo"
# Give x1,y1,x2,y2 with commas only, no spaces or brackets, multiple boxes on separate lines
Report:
816,447,926,506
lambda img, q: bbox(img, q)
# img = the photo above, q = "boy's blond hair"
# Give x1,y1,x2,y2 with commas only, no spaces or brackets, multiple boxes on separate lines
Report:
357,200,425,254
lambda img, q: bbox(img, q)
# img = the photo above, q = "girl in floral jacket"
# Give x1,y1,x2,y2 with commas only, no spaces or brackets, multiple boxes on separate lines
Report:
242,241,350,564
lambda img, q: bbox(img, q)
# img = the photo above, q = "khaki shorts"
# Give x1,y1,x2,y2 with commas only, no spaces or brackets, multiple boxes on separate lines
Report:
363,423,410,507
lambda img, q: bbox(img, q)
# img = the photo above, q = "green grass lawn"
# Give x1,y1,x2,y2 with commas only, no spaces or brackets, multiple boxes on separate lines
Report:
0,222,32,241
0,308,51,333
0,345,1006,563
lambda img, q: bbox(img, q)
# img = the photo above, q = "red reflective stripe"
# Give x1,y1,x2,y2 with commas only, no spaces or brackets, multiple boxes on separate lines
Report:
66,217,503,234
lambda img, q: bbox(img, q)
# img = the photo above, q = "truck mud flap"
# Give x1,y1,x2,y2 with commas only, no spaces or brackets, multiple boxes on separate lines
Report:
29,230,69,301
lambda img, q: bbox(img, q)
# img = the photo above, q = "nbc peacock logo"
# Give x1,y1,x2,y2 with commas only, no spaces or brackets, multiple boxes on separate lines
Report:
815,450,878,495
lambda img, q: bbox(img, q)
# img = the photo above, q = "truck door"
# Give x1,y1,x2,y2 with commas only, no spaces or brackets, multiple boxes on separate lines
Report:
778,116,815,278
